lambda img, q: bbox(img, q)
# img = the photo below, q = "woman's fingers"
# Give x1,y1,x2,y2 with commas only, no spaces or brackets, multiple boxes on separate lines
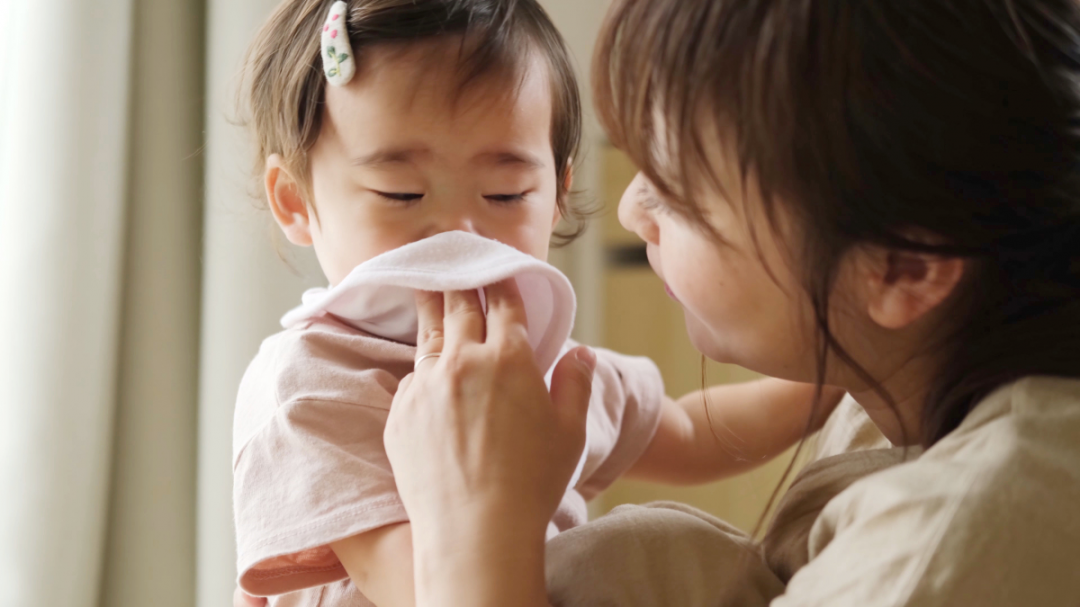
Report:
549,346,596,430
484,279,529,344
444,289,485,346
396,372,415,395
414,290,445,361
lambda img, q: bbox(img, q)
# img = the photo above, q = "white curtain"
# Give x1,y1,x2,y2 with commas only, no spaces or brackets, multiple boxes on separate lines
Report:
98,0,205,605
0,0,605,605
0,0,135,605
0,0,206,605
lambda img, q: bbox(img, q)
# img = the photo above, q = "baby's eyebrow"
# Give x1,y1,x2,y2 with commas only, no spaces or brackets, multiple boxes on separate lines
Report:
473,150,546,169
351,147,431,167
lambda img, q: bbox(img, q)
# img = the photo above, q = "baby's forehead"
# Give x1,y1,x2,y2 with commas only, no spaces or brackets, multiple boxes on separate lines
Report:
355,37,551,108
320,41,555,153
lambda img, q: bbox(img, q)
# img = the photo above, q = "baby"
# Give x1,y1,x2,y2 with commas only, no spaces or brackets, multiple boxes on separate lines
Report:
232,1,840,606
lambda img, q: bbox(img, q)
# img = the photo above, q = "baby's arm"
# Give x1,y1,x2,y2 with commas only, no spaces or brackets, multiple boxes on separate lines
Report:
331,524,416,607
627,378,845,485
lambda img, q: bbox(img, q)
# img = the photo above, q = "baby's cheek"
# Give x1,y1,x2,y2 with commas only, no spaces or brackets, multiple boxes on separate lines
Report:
504,220,552,260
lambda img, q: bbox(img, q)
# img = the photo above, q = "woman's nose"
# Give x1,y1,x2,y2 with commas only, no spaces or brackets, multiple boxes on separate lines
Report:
618,173,660,245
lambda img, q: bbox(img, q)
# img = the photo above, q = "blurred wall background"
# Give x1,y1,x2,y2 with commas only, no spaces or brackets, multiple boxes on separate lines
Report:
0,1,791,606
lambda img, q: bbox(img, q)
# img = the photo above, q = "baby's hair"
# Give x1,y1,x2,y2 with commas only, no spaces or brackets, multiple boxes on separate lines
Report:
240,0,586,243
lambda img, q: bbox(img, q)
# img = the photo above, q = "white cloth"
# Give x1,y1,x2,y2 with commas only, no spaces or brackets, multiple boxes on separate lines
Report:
280,231,586,490
281,231,577,375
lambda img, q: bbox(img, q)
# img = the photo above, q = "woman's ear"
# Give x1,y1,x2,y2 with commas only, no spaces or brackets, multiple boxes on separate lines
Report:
265,154,314,247
864,248,965,329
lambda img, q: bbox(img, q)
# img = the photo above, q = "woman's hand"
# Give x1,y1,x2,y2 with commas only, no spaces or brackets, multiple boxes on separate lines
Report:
383,280,595,607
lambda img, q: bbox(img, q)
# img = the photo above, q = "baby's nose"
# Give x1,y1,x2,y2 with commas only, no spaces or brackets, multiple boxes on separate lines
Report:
437,212,478,235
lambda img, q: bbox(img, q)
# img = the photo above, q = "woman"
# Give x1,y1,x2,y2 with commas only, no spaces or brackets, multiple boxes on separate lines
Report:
242,0,1080,604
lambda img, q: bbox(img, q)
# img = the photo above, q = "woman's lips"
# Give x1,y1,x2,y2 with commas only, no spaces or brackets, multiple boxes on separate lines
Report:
646,247,679,303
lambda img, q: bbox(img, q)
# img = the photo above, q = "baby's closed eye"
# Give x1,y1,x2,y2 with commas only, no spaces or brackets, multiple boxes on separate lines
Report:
372,190,424,204
485,192,528,204
368,190,531,206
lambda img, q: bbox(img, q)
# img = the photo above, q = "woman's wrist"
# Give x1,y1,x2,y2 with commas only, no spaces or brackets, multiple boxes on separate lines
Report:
411,514,549,607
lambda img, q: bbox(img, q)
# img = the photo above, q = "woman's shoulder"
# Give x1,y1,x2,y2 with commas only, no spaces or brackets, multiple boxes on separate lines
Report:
781,376,1080,606
821,375,1080,539
1006,374,1080,418
915,376,1080,486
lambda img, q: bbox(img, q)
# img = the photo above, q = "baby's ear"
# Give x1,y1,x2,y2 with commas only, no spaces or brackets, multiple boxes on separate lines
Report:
862,246,965,329
265,154,314,247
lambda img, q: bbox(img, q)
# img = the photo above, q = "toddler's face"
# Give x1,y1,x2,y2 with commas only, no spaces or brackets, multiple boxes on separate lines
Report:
269,39,563,286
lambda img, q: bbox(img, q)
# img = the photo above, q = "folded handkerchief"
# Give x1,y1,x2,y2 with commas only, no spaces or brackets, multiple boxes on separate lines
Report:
281,231,577,374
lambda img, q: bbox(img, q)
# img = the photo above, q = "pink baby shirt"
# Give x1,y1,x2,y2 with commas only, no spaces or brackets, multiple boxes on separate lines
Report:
232,232,665,606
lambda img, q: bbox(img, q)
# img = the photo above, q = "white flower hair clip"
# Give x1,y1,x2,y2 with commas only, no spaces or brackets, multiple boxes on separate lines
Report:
322,1,355,86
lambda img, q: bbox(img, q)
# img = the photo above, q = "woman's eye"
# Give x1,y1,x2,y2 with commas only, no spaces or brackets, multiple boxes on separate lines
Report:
636,181,669,215
641,193,669,215
485,193,526,204
374,191,423,204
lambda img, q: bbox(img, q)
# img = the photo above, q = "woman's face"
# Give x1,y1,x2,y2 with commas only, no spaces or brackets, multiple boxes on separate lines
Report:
618,168,823,383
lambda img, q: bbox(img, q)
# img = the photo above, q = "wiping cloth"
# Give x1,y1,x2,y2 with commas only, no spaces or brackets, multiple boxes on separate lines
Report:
281,230,577,374
545,377,1080,607
233,232,666,606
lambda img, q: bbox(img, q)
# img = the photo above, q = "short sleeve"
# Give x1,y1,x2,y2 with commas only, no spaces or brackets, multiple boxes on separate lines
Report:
576,347,665,500
232,328,414,597
234,395,409,595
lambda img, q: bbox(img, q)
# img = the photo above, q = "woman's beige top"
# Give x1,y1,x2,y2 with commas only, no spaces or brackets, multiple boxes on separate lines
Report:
774,376,1080,606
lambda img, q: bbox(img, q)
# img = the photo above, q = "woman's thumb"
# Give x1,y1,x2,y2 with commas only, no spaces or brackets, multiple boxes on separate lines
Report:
550,346,596,427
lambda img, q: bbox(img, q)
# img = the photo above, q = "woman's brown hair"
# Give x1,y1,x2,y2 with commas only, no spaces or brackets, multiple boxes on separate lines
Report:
241,0,586,243
595,0,1080,446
